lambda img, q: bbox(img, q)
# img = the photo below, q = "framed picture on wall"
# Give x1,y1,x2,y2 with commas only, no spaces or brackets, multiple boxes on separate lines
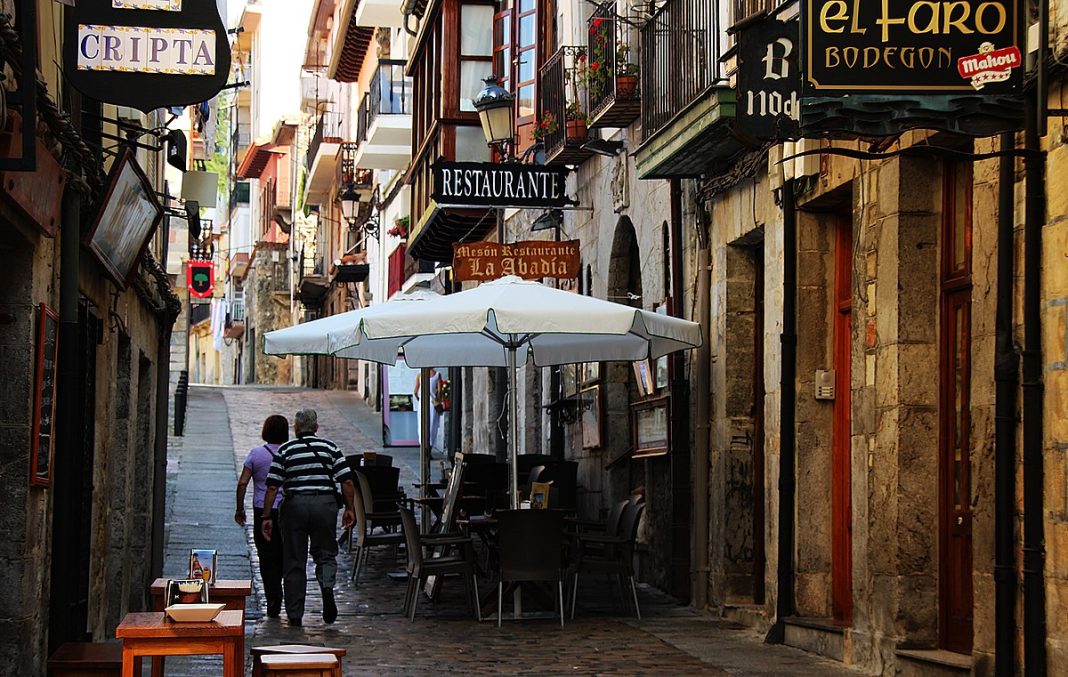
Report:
581,361,600,384
84,150,164,288
632,358,653,398
561,364,578,398
30,304,59,487
580,385,602,449
654,301,671,390
632,399,670,459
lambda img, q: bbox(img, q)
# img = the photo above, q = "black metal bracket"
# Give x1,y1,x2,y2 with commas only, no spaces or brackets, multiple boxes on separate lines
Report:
0,0,38,172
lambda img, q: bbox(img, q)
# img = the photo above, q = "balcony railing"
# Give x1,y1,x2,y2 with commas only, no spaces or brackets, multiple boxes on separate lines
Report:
586,3,640,126
539,47,595,165
231,122,252,152
230,181,250,210
306,111,344,171
228,298,245,325
300,246,326,279
337,141,374,190
640,0,727,141
733,0,780,24
190,301,211,326
358,60,412,143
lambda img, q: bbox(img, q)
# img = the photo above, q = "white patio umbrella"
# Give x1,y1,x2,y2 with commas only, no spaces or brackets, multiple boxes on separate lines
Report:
264,276,702,508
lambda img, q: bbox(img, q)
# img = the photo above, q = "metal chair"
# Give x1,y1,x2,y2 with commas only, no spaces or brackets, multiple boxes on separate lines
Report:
349,487,405,584
398,507,481,622
570,501,645,620
495,509,566,627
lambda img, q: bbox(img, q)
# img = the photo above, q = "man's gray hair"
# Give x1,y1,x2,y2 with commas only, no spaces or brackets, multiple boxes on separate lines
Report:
294,408,318,433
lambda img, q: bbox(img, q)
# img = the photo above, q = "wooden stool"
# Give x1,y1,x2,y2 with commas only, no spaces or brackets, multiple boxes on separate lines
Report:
47,642,122,676
251,645,346,677
260,653,338,677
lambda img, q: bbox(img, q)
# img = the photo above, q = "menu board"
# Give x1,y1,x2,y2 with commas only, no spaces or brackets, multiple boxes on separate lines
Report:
31,304,59,487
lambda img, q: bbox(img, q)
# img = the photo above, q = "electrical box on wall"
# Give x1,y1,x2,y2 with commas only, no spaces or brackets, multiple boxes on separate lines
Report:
815,370,835,400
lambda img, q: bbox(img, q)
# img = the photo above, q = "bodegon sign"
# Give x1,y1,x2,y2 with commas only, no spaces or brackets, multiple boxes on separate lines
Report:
803,0,1022,93
432,162,574,210
65,0,231,111
452,240,580,282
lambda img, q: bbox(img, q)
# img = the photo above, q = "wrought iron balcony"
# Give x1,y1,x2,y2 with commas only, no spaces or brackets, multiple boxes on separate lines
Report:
586,3,641,128
639,0,727,141
306,111,344,172
354,61,412,171
538,47,595,166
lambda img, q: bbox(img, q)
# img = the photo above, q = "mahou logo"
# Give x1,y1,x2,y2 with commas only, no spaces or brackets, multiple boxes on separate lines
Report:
958,42,1023,90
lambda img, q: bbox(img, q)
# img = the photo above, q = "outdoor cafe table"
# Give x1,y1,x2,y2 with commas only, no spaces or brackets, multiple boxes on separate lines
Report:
148,578,250,676
115,610,244,677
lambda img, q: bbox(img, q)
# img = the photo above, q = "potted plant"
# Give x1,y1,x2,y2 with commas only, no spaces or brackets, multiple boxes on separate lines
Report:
565,101,588,142
386,215,410,239
615,44,639,99
531,111,558,141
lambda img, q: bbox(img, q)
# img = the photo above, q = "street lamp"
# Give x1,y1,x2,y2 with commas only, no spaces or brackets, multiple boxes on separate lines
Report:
338,183,361,226
473,75,515,157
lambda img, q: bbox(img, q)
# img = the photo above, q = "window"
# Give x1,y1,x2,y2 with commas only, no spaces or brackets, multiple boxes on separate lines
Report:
460,4,495,112
494,0,549,126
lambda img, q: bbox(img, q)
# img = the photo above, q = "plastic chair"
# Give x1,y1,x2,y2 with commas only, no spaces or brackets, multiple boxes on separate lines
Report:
398,506,481,622
495,509,566,627
570,501,645,620
349,488,404,585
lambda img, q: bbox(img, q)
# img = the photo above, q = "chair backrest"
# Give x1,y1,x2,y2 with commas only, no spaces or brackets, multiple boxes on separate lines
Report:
496,509,565,582
398,507,421,571
605,500,628,536
536,462,578,511
527,465,546,485
361,466,400,509
363,452,393,467
352,488,369,546
354,471,375,514
619,501,645,548
463,453,497,465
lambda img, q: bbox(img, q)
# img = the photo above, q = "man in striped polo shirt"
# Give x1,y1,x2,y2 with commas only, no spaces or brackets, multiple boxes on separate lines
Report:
261,409,355,626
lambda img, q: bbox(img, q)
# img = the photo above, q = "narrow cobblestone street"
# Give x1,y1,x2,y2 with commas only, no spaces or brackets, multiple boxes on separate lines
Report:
162,386,860,676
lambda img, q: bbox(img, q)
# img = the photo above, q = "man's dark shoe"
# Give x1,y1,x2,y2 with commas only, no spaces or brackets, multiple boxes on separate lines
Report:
288,616,302,627
322,588,337,624
267,602,281,618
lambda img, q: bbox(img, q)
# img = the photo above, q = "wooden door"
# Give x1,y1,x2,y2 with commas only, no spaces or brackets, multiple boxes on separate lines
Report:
831,215,853,625
939,163,973,653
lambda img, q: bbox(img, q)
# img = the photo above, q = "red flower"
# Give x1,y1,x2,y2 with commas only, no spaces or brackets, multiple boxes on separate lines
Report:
593,18,603,28
590,62,600,71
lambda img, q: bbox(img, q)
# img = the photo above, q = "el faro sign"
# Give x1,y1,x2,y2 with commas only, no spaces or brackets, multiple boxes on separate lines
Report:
803,0,1023,93
64,0,231,111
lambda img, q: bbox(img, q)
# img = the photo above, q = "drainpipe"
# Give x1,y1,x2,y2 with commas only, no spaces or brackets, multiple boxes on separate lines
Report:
669,179,692,603
1021,89,1047,677
693,233,711,609
767,177,797,643
993,132,1018,676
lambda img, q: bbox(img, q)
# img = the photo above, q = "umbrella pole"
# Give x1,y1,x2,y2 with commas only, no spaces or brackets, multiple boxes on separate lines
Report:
420,367,431,533
507,347,519,510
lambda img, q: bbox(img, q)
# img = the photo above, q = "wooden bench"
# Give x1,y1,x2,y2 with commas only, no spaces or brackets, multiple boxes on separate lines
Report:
47,642,122,676
251,645,346,677
260,653,338,677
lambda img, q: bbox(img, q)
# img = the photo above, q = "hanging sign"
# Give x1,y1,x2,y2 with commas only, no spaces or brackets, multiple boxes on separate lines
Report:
452,240,580,282
30,304,59,488
64,0,231,111
187,259,214,298
736,16,801,141
802,0,1023,93
432,162,575,209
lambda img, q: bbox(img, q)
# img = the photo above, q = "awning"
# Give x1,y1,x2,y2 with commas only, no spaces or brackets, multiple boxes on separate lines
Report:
236,142,283,179
406,200,495,263
328,0,375,83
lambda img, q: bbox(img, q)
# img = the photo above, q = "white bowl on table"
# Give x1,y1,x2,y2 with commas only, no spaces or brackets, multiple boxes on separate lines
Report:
164,603,225,622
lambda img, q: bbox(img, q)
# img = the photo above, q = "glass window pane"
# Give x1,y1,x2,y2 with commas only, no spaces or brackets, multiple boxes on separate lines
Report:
460,60,494,111
517,84,534,119
518,48,535,82
455,125,491,163
519,14,535,47
462,5,494,56
519,0,535,12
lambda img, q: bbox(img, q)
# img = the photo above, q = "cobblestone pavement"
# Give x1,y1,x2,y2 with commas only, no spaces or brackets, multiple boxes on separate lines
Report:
163,385,861,676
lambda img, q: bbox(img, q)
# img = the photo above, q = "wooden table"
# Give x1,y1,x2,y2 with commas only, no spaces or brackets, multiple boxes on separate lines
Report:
115,610,244,677
149,578,252,612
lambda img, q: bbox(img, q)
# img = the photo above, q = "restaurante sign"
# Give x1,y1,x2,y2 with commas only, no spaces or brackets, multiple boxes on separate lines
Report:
64,0,231,111
452,240,580,282
803,0,1022,93
432,162,574,210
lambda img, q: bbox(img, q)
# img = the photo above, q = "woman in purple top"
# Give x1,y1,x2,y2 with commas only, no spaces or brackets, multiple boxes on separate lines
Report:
235,415,288,618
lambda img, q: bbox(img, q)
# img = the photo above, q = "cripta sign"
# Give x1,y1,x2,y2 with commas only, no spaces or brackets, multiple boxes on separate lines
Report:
64,0,231,111
803,0,1022,93
452,240,580,282
432,162,574,210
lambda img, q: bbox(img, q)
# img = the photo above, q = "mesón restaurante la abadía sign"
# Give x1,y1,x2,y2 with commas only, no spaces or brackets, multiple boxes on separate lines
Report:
431,162,575,210
803,0,1023,93
64,0,231,111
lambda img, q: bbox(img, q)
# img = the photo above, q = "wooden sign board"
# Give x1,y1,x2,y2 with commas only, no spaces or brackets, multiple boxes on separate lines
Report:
452,240,580,282
30,304,59,487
